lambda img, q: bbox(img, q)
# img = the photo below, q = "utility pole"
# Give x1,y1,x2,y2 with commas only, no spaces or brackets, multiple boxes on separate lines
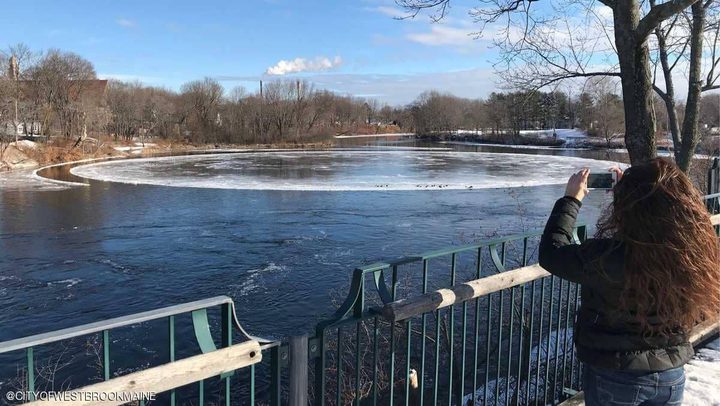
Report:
259,80,264,144
9,55,19,144
296,80,301,139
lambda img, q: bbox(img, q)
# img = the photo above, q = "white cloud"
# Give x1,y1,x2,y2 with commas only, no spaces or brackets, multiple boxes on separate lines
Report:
116,18,136,28
265,56,343,75
373,6,411,19
406,25,476,47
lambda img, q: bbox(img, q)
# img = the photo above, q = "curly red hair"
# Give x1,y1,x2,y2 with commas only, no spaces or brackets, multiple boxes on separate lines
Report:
596,157,720,336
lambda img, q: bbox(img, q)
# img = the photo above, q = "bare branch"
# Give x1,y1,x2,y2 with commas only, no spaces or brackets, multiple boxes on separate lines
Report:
638,0,703,40
396,0,452,22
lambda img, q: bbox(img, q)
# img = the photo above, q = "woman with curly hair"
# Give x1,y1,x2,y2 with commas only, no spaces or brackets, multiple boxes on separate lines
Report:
539,157,720,406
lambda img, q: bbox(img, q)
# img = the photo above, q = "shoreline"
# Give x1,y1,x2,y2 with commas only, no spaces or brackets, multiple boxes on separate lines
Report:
0,139,338,173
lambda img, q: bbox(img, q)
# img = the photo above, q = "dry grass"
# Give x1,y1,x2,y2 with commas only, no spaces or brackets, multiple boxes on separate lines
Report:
23,138,119,166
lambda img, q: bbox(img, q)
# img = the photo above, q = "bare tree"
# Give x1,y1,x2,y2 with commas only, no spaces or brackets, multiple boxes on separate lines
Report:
587,77,626,146
179,77,224,142
28,49,96,140
397,0,708,168
650,2,720,171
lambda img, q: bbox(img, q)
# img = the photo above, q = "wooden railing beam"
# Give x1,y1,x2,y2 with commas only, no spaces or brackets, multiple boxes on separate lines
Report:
383,264,549,322
385,215,719,323
23,340,262,406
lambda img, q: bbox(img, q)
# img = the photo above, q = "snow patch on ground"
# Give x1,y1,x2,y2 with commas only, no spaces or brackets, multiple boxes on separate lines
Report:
113,142,159,154
333,133,414,138
684,344,720,406
12,140,40,149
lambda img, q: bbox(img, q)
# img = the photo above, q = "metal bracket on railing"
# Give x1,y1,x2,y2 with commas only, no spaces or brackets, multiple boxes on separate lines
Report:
308,337,320,359
489,243,506,273
191,308,234,379
372,269,394,304
190,300,278,379
319,264,396,329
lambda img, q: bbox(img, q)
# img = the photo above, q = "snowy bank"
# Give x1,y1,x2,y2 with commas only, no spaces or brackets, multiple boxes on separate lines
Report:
684,339,720,406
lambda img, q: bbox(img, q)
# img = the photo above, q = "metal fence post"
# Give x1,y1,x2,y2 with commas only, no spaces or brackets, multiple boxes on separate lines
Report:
708,157,719,195
289,335,309,406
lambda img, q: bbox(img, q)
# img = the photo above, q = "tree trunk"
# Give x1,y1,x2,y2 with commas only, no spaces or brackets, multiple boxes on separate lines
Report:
655,27,682,161
614,1,657,165
677,2,706,172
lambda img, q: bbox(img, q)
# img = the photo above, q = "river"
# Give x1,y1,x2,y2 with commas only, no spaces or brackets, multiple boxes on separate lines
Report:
0,141,621,386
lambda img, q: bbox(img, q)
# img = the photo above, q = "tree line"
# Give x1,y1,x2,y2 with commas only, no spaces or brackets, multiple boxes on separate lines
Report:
3,44,719,154
398,0,720,172
0,45,409,145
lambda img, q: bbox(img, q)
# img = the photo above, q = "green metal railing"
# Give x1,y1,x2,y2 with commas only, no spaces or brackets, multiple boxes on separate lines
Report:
0,297,281,405
312,226,587,406
705,192,720,214
1,192,718,405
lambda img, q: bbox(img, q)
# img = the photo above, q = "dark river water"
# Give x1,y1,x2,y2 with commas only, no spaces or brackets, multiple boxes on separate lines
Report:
0,140,624,388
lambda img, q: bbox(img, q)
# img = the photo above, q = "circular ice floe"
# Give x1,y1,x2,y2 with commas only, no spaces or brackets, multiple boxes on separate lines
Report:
70,149,623,191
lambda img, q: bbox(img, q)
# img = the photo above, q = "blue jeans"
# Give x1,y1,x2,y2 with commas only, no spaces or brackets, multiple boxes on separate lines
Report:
583,364,685,405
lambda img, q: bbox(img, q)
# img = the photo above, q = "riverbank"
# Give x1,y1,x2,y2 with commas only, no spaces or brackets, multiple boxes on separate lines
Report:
0,137,337,172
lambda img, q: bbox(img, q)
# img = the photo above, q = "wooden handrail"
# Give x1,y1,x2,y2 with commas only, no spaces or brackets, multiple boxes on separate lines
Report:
23,340,262,405
384,214,720,323
688,317,720,345
383,264,549,322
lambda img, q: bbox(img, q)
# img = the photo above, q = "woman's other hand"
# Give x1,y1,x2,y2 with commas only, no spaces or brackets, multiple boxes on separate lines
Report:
609,166,624,184
565,168,590,202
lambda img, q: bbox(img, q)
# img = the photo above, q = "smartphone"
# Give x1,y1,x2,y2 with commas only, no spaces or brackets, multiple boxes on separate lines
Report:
587,172,617,189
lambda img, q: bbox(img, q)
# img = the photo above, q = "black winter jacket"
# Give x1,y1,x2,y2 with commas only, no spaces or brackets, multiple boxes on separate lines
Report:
539,196,693,372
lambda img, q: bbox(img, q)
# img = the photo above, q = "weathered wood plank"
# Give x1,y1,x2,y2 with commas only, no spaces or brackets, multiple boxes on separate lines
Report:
558,392,585,406
689,318,720,345
383,264,549,322
23,340,261,406
384,211,719,322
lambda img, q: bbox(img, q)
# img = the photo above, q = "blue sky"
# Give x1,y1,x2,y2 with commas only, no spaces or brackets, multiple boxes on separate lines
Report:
0,0,501,105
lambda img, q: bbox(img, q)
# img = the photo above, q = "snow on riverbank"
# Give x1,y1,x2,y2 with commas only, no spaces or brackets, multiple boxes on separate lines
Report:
0,140,39,171
519,129,588,140
333,132,414,138
684,339,720,406
113,142,158,154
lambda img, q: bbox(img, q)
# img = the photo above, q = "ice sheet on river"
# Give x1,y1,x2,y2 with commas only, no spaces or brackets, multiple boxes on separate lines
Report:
70,150,622,191
0,168,69,191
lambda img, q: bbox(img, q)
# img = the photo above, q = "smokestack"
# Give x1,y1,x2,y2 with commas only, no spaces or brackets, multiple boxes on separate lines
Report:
9,55,18,80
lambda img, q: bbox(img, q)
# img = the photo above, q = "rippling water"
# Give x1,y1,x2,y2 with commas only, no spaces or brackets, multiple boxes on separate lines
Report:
0,145,618,372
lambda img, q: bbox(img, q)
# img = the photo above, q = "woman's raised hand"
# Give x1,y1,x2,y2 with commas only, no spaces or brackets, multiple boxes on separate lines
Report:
609,166,624,183
565,168,590,202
